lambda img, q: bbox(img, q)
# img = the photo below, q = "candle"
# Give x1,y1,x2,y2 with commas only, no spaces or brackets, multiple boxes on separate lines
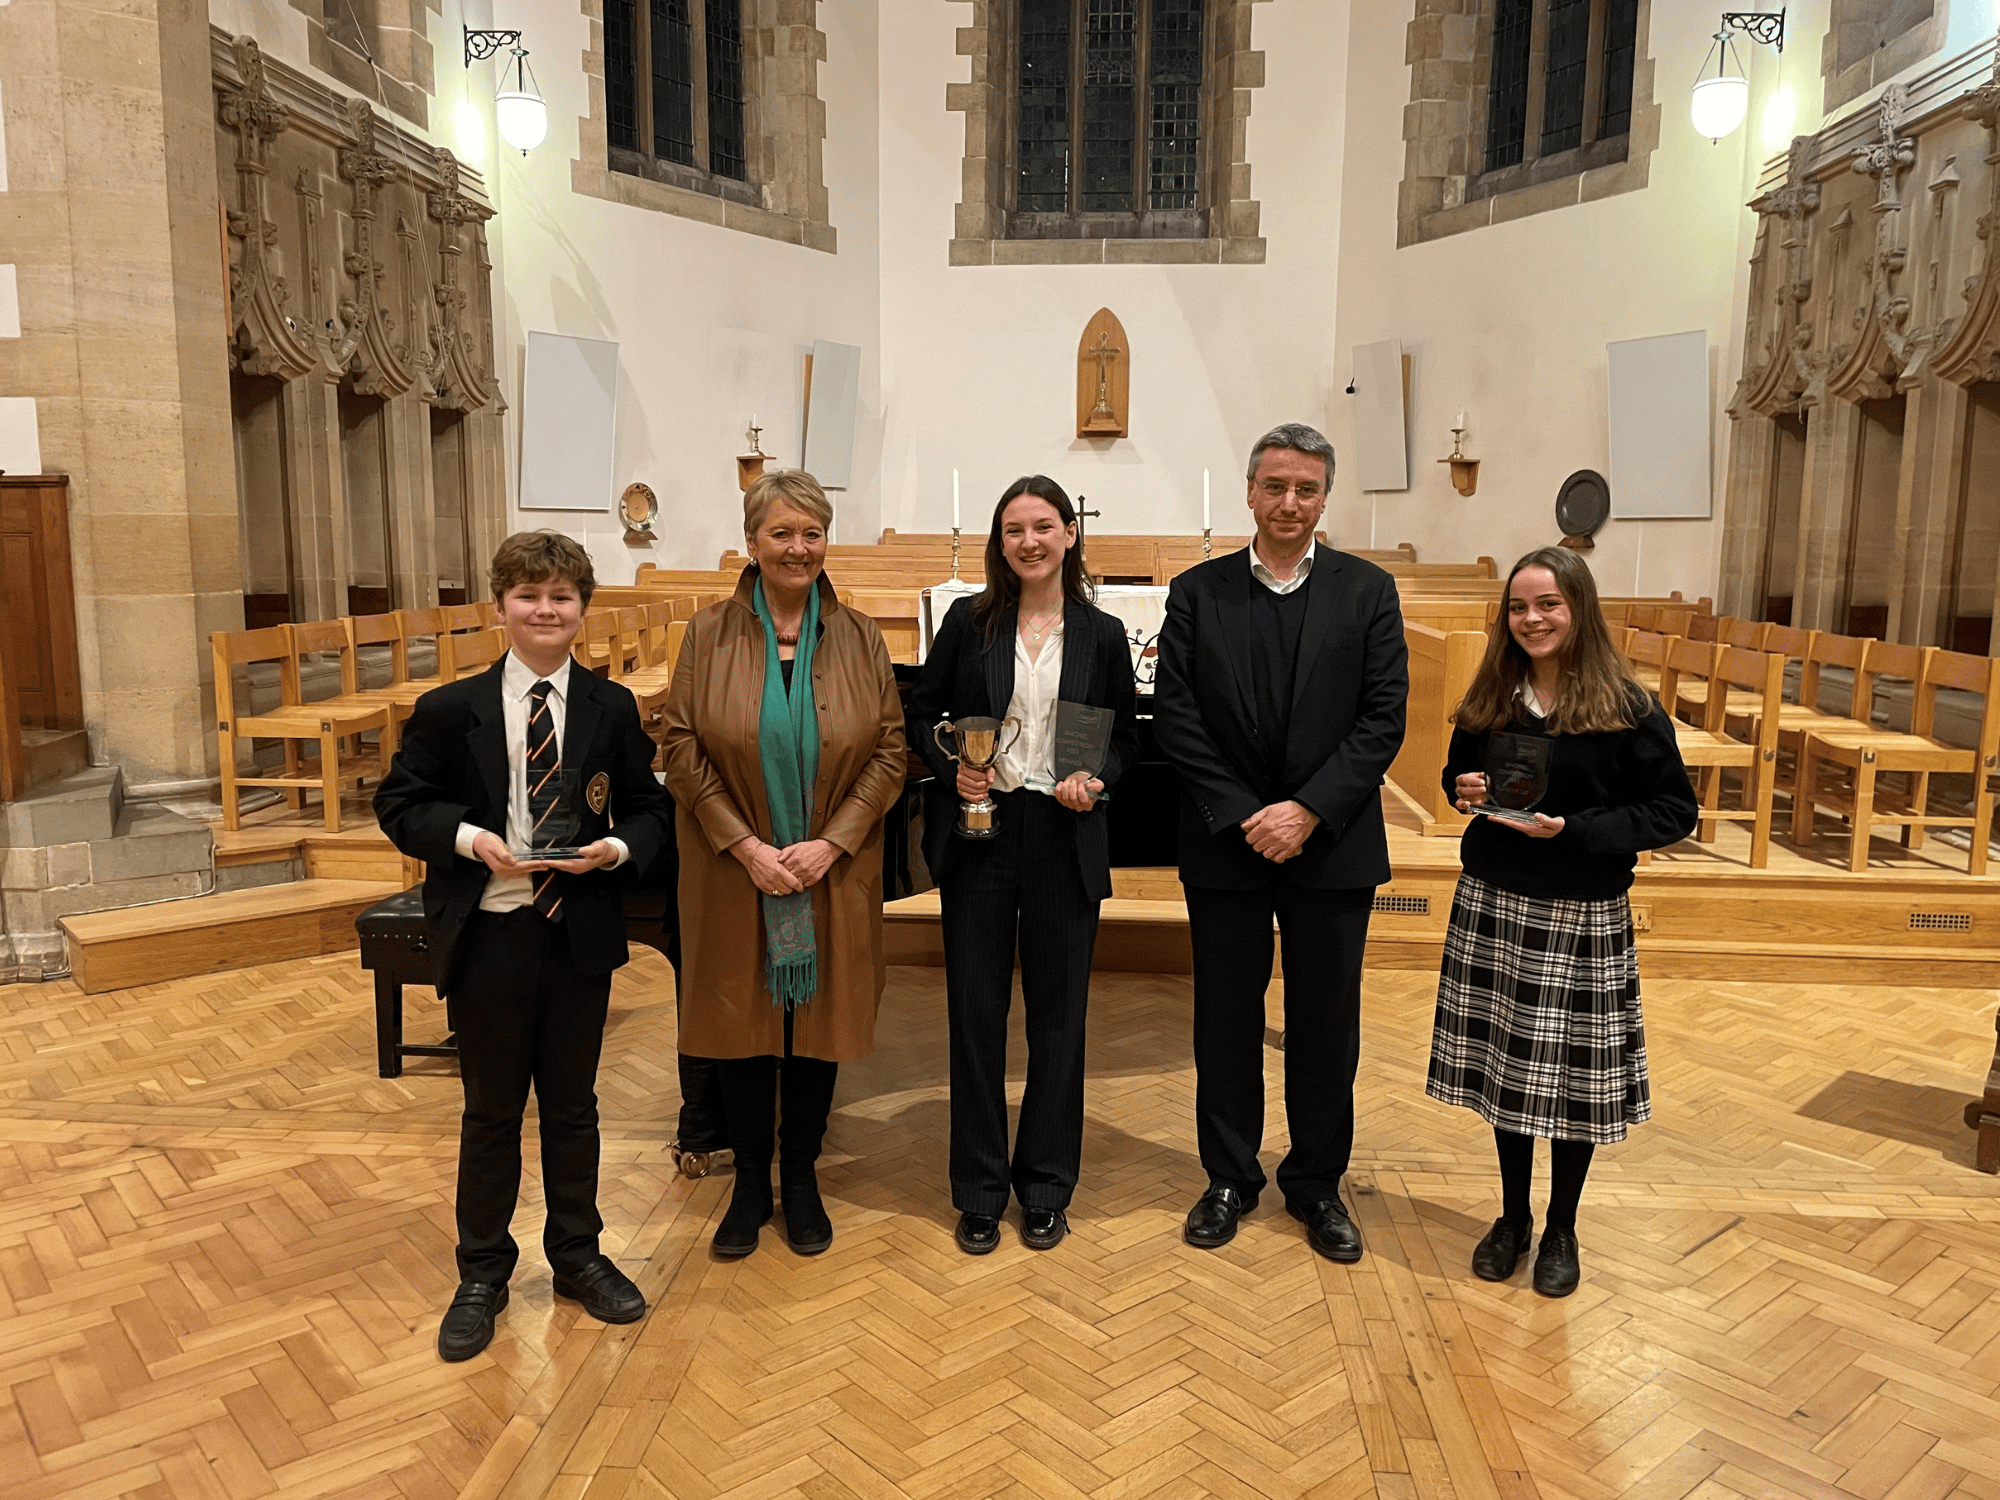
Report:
1454,409,1466,430
952,469,961,530
1202,468,1211,531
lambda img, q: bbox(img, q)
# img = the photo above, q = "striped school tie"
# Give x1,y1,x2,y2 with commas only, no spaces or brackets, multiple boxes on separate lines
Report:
526,680,564,922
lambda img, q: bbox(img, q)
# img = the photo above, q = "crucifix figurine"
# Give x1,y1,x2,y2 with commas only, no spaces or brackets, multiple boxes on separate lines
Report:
1075,307,1131,437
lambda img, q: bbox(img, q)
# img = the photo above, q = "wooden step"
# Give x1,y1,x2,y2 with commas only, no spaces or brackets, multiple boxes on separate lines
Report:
60,878,398,994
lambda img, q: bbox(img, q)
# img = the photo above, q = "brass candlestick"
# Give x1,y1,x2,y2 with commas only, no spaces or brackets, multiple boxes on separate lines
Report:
950,526,962,581
1201,526,1212,560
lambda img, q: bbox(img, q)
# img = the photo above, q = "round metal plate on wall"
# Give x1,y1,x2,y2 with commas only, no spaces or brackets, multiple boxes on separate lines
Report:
620,481,658,543
1555,469,1611,549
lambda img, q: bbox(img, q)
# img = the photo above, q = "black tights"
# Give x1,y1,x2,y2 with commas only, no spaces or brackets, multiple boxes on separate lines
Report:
1495,1129,1594,1233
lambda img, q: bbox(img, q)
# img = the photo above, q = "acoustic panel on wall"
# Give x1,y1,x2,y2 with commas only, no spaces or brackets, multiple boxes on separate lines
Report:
1608,329,1711,519
520,331,619,511
1352,338,1408,492
802,340,862,491
0,397,40,475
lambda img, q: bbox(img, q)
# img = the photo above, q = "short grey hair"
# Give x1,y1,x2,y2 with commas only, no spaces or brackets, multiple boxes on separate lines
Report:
1245,423,1336,488
743,470,834,534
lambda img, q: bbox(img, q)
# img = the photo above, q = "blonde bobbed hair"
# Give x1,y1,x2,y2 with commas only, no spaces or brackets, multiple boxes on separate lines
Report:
743,471,834,535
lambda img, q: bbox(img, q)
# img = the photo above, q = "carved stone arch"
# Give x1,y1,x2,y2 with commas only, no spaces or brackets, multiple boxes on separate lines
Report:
220,36,321,382
332,97,417,399
1930,58,2000,388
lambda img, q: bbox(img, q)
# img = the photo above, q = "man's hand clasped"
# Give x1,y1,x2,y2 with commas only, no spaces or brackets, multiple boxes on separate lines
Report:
1242,800,1321,863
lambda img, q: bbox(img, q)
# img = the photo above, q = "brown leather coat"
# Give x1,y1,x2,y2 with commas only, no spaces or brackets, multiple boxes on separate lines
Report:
661,567,907,1061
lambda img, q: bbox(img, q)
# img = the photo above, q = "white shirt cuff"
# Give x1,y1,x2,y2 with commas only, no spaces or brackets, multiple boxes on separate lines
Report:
454,822,486,861
604,836,631,868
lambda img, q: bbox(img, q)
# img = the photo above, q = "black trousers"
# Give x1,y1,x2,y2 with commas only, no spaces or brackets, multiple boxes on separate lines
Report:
450,907,612,1284
1186,881,1373,1207
939,789,1101,1215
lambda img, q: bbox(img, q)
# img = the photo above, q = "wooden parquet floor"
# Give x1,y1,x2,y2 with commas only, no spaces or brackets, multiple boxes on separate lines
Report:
3,948,1999,1500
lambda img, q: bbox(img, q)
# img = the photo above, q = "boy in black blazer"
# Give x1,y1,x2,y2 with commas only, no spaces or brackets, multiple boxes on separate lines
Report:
375,532,671,1361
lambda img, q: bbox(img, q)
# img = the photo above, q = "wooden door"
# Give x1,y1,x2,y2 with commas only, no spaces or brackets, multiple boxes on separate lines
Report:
0,475,82,730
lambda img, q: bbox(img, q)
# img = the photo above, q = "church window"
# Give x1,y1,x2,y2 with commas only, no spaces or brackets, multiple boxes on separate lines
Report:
1399,0,1660,248
603,0,752,189
951,0,1264,265
1011,0,1205,224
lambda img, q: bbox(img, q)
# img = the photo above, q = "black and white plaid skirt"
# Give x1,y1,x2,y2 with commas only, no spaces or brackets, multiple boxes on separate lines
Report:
1426,873,1651,1144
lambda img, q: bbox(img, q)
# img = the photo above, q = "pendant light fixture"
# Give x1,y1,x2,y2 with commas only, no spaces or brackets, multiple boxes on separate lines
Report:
464,27,547,155
1691,10,1786,143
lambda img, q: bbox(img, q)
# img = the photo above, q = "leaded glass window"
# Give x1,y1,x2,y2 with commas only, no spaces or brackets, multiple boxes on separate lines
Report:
1599,0,1640,138
705,1,747,182
1012,0,1208,228
1484,0,1533,173
1539,0,1591,155
1148,0,1203,209
607,0,641,152
1018,0,1071,212
602,0,750,188
651,0,695,166
1482,0,1641,181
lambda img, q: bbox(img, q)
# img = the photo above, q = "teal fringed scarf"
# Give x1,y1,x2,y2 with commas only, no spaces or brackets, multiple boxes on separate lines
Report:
752,575,822,1009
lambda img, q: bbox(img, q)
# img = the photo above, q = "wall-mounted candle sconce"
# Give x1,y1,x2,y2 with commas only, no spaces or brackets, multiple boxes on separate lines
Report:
1438,411,1480,496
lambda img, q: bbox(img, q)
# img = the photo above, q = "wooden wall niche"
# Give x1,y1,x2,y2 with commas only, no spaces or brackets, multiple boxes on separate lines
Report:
1076,308,1130,439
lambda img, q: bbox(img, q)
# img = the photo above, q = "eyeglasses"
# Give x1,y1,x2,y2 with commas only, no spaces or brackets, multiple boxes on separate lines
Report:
1255,480,1324,501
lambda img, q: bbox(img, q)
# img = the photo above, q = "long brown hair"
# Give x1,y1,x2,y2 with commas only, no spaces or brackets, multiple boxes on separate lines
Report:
968,476,1092,647
1452,547,1648,734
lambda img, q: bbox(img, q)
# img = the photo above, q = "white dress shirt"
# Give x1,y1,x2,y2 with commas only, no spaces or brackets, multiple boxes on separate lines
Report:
453,653,629,913
1248,537,1316,596
993,622,1064,795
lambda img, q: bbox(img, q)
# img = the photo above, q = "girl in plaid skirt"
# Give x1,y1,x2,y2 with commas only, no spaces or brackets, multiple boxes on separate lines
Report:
1428,549,1697,1297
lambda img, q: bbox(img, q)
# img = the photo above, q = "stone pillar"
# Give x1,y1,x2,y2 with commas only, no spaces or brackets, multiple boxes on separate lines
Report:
1794,398,1862,631
1889,376,1968,647
280,373,350,623
465,404,510,594
382,391,437,609
0,0,241,792
1717,413,1776,619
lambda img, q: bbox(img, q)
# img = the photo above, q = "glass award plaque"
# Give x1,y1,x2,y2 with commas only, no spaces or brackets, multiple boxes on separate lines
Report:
523,769,587,861
1472,731,1551,825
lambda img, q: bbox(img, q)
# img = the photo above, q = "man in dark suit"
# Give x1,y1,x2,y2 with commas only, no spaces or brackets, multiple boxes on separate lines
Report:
1153,424,1408,1262
376,531,671,1361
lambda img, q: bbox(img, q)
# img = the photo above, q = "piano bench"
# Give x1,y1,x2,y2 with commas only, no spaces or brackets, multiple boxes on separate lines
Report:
355,889,457,1079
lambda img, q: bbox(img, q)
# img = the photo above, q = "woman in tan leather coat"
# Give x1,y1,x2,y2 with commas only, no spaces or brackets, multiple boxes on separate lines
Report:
661,471,906,1260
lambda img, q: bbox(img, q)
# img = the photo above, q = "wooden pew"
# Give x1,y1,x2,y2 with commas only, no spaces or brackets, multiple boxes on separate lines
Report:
1386,621,1485,836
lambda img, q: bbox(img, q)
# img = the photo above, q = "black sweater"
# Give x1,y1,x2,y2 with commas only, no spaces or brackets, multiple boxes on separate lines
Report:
1442,697,1699,900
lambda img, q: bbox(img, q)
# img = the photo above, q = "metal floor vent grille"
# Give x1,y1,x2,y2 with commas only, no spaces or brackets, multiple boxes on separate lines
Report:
1374,894,1430,916
1908,911,1973,933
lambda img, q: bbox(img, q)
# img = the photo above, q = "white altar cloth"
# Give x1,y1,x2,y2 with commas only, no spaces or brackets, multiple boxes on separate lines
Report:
919,580,1169,693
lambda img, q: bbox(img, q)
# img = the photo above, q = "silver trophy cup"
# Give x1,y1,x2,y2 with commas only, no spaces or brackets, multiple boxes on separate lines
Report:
933,715,1022,839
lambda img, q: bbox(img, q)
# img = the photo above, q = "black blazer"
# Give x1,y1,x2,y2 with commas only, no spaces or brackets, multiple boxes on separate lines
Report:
374,656,673,998
1152,547,1408,890
909,594,1139,901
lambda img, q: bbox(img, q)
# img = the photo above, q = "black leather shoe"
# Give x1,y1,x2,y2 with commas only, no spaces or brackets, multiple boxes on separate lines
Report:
713,1183,774,1258
1471,1218,1533,1282
437,1281,508,1362
955,1212,1001,1255
552,1255,646,1324
1184,1184,1250,1249
1290,1197,1364,1263
1021,1208,1068,1251
781,1168,833,1256
1534,1227,1581,1298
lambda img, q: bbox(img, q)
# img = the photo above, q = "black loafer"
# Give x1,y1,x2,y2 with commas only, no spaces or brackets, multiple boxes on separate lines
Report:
781,1170,834,1256
1471,1218,1533,1282
1534,1227,1581,1298
955,1212,1001,1255
552,1255,646,1324
1290,1197,1364,1263
1021,1208,1068,1251
437,1280,508,1362
1184,1184,1250,1249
